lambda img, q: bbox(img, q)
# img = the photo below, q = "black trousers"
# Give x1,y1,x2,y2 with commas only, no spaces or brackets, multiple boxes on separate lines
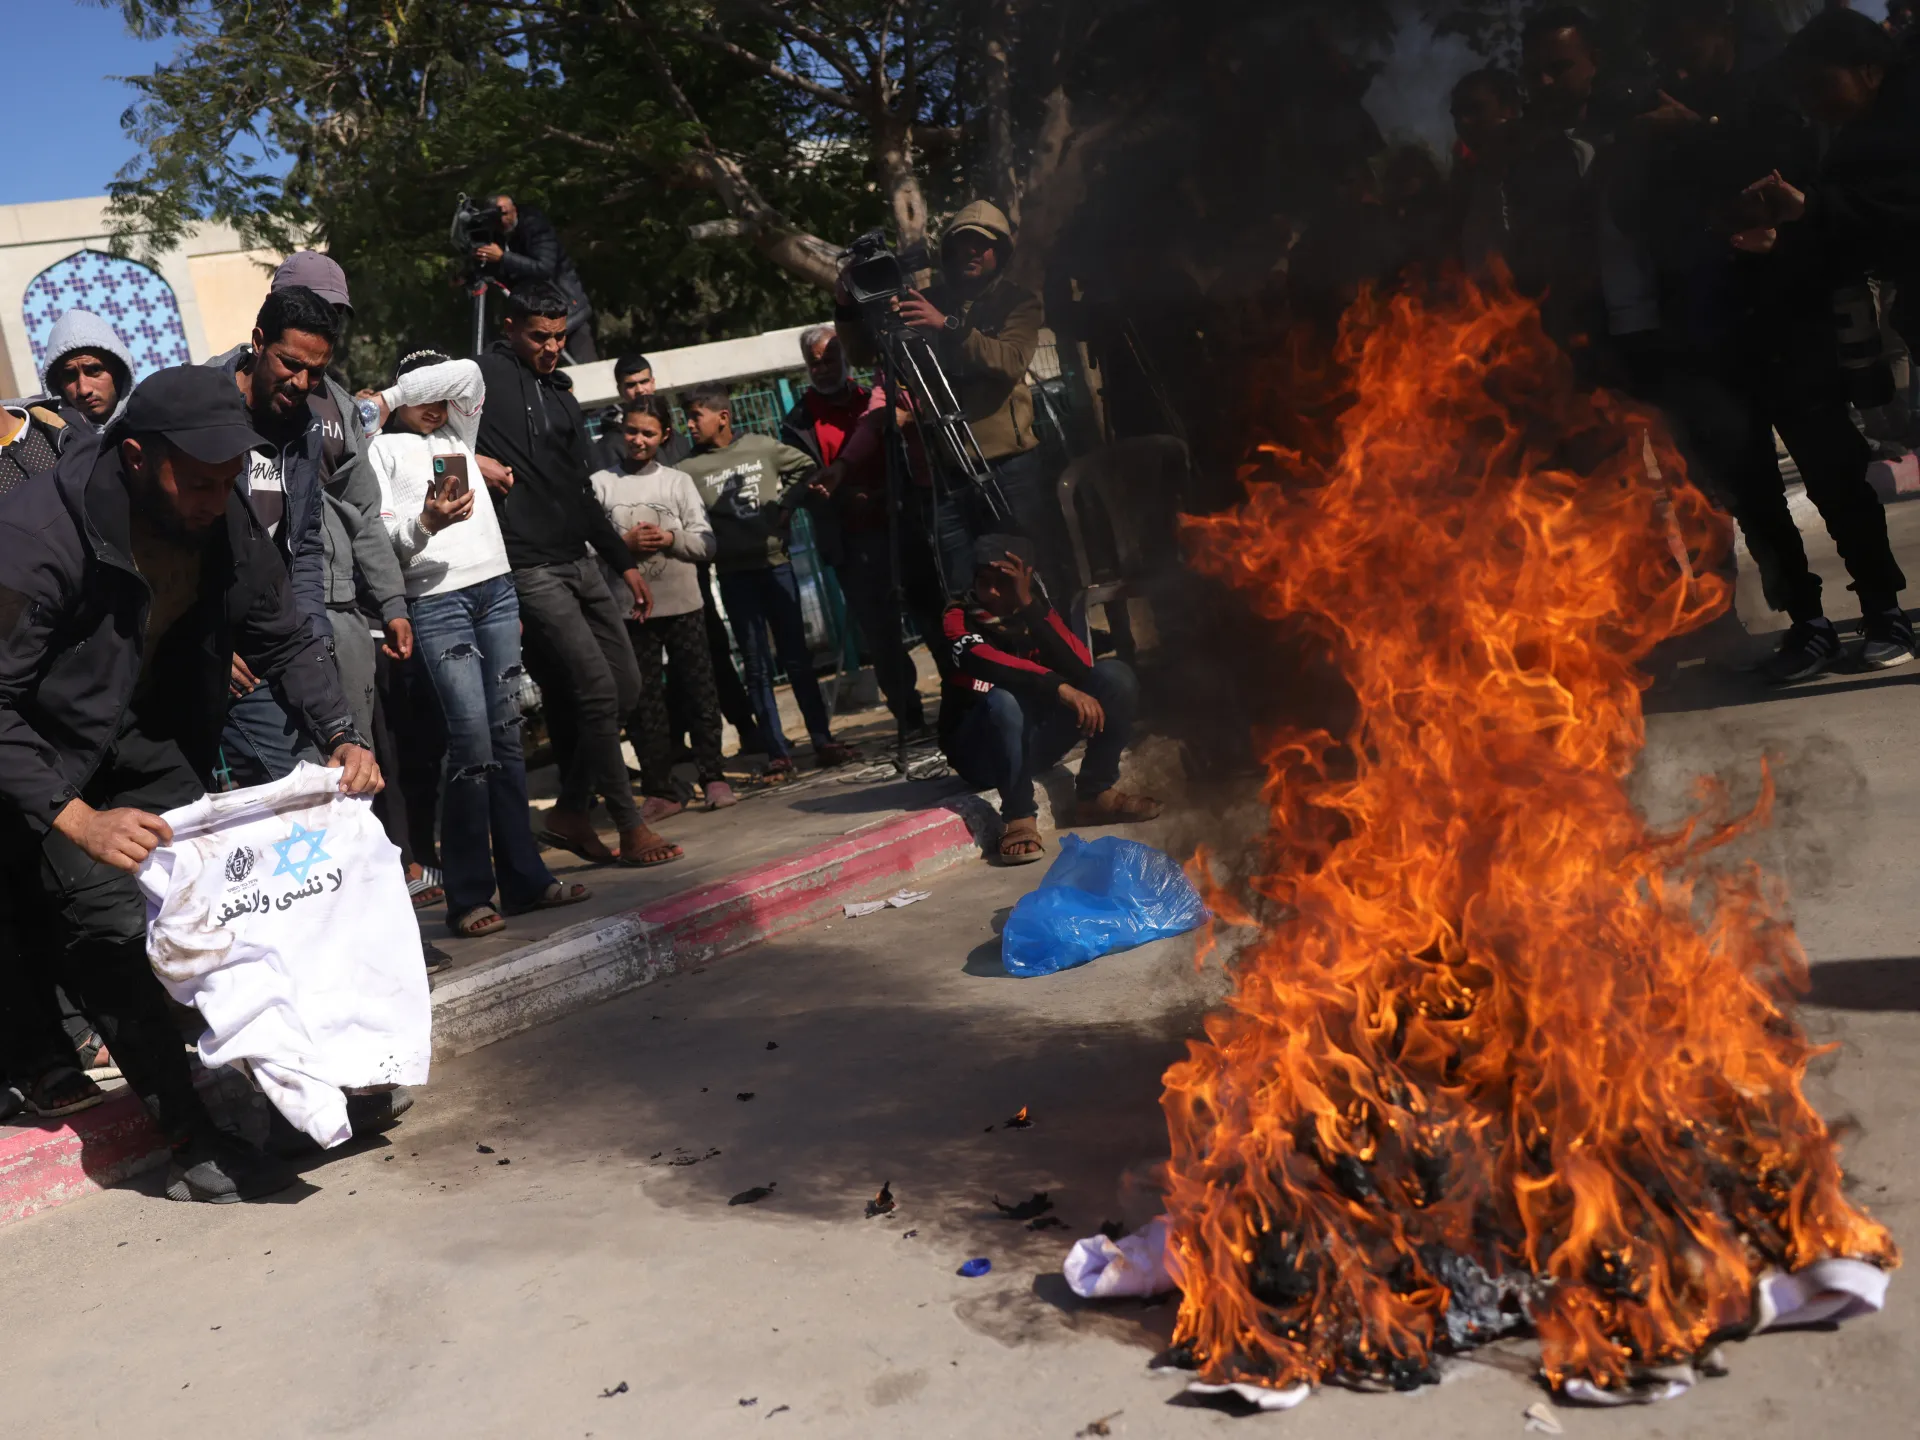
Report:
626,609,725,795
515,557,642,828
834,529,926,728
0,748,212,1145
1662,356,1904,622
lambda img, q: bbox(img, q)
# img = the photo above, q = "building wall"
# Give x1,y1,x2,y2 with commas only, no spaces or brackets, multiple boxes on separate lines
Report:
0,195,279,397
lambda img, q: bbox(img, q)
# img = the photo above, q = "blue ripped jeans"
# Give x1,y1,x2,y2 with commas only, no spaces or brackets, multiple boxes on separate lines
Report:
411,576,557,920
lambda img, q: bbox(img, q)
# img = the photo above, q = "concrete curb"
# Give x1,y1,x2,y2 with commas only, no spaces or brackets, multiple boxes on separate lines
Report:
0,803,984,1229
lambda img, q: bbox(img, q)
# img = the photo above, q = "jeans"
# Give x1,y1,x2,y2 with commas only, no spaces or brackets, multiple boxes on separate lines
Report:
944,658,1139,821
626,609,724,794
220,684,320,787
696,564,760,750
412,576,558,917
375,647,444,869
835,529,925,728
717,563,835,762
513,557,642,829
0,752,213,1145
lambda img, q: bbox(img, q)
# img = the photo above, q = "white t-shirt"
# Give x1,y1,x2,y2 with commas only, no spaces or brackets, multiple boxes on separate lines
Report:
369,359,510,599
247,447,289,537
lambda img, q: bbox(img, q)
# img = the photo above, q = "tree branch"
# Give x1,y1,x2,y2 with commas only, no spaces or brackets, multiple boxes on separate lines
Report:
688,29,862,112
732,0,867,93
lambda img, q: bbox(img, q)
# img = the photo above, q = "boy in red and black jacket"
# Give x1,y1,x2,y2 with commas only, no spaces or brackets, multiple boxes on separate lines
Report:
940,535,1159,863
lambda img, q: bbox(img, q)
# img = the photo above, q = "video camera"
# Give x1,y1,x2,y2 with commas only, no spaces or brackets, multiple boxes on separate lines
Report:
841,229,933,328
449,194,508,256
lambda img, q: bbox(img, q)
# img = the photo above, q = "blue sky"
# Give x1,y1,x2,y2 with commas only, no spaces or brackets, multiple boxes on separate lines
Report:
1,3,175,206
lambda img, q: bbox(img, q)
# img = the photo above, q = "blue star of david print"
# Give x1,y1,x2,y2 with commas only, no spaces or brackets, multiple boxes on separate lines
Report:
271,823,331,883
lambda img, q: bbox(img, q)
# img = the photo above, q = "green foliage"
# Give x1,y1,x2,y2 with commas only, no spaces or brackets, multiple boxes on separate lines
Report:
95,0,885,383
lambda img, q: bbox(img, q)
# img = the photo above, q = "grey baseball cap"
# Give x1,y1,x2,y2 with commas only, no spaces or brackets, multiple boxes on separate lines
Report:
271,251,352,313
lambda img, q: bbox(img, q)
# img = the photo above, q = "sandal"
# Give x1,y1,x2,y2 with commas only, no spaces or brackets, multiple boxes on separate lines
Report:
758,758,795,784
448,905,506,938
407,864,445,909
618,825,684,868
1074,789,1163,825
533,823,618,865
75,1030,122,1082
638,795,685,824
998,817,1047,866
814,739,860,768
26,1065,107,1119
502,881,593,916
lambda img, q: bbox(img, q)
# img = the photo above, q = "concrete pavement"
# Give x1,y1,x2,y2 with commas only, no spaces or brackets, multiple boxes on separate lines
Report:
0,490,1916,1436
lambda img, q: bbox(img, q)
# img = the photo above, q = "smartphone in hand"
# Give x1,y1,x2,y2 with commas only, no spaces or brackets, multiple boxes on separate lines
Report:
432,454,471,500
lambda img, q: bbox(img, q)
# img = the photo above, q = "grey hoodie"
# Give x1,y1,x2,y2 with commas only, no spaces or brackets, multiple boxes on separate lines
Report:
39,309,134,433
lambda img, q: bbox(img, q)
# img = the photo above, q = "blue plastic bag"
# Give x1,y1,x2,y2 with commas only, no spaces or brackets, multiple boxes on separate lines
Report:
1000,835,1208,977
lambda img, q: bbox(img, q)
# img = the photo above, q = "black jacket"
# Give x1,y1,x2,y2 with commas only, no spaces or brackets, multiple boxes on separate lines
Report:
492,209,592,332
0,433,357,834
474,342,632,572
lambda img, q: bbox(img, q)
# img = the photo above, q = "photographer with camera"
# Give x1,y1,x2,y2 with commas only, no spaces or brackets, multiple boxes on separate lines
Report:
469,193,598,364
836,202,1068,601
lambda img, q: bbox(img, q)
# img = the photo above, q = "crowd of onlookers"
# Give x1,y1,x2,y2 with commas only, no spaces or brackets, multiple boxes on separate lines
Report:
2,0,1914,1204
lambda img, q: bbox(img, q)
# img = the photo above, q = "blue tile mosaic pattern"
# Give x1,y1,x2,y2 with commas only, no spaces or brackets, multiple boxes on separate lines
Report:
23,249,192,385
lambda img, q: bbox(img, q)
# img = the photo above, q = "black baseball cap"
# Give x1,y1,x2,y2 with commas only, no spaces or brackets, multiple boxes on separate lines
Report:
117,365,267,464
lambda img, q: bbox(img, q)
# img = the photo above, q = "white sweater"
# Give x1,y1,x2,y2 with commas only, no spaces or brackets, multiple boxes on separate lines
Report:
367,359,511,600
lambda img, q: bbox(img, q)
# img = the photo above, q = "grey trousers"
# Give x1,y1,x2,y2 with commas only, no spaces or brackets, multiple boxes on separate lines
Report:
328,605,379,744
513,557,642,829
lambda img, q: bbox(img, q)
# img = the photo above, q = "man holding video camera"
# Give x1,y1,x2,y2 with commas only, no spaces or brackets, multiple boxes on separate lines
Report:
836,201,1069,602
470,192,599,364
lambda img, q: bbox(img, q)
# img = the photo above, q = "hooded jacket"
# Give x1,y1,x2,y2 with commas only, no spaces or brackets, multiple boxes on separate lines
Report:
838,200,1042,462
474,340,633,572
209,345,331,642
39,309,134,433
311,373,409,625
0,431,356,835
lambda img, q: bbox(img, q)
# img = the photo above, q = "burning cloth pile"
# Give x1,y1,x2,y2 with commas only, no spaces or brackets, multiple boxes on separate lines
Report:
1151,283,1897,1402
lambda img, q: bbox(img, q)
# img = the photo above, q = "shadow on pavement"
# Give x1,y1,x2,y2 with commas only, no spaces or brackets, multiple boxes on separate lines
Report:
1805,957,1920,1013
1645,666,1920,717
962,907,1016,977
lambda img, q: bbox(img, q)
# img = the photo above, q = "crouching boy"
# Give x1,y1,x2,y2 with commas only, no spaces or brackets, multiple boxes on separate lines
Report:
940,535,1159,863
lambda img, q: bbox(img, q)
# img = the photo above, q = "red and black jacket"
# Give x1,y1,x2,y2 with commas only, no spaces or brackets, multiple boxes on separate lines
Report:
939,594,1095,744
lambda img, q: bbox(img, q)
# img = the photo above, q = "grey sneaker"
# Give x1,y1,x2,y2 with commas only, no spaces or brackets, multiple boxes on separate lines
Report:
167,1131,298,1203
1859,609,1917,669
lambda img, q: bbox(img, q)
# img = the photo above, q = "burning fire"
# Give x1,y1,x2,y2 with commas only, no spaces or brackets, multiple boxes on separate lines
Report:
1162,280,1896,1395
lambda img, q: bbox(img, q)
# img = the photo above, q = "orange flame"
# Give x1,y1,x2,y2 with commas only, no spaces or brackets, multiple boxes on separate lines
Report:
1161,279,1896,1394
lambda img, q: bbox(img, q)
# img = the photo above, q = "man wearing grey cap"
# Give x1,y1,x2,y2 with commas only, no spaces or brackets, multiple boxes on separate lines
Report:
0,364,379,1203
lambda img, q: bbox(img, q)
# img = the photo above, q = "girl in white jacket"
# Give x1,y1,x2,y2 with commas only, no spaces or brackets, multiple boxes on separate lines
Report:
364,352,589,937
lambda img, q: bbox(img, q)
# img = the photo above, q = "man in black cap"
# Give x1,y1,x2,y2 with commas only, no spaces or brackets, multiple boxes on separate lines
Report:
0,364,380,1202
938,536,1158,866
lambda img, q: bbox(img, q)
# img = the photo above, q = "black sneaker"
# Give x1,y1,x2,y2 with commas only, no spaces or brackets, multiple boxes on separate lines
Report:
1859,609,1917,669
1762,619,1842,684
346,1086,413,1135
167,1130,298,1203
422,941,453,976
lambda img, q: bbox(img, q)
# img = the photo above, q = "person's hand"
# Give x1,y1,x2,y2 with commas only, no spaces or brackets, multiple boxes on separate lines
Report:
52,799,172,874
987,550,1037,609
1056,683,1106,736
473,242,505,266
623,568,653,622
894,288,948,335
1730,226,1779,254
354,389,391,429
421,484,476,533
230,654,260,697
477,455,515,496
1637,90,1703,129
1742,170,1807,225
382,616,414,662
626,521,673,555
327,743,384,795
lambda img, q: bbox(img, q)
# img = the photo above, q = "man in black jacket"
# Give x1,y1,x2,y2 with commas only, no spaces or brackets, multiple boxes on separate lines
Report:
475,283,677,868
0,366,381,1202
472,193,598,363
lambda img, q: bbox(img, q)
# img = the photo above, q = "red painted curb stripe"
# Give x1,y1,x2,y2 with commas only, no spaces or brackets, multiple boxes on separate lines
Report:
638,806,976,957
